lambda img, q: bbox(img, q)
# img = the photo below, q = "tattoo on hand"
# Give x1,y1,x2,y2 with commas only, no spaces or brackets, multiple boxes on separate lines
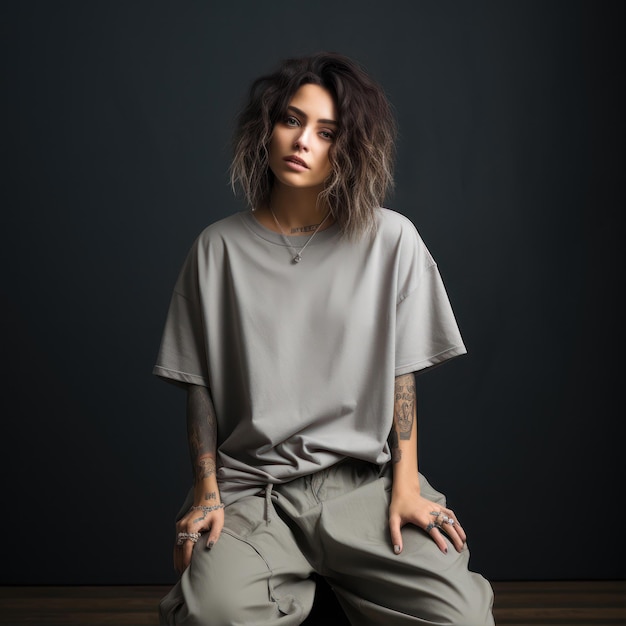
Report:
205,492,216,501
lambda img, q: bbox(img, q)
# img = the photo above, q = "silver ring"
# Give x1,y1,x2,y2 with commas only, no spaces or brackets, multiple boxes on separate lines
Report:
445,518,456,526
425,523,436,532
176,532,201,546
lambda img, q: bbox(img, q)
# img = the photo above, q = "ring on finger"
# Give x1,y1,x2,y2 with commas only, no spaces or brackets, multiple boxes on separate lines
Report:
176,532,201,546
425,522,436,532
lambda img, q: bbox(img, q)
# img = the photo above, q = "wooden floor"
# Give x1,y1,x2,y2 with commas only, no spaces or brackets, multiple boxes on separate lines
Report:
0,581,624,625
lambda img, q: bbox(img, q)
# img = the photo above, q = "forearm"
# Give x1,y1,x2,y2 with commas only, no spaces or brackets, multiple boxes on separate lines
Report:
186,384,221,505
390,372,420,496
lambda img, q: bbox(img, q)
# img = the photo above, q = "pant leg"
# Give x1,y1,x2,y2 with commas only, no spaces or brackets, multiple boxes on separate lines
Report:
159,493,316,626
277,463,494,626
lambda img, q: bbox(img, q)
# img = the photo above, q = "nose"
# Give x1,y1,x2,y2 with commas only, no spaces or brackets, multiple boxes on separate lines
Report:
294,127,311,151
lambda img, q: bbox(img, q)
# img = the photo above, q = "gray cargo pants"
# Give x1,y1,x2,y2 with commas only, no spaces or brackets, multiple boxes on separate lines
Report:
159,461,494,625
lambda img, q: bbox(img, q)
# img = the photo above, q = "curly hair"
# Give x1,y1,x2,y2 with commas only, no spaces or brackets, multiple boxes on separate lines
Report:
230,52,397,239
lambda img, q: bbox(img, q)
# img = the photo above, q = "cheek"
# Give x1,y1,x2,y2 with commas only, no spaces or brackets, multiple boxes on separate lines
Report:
270,127,290,150
268,134,283,170
268,132,278,157
321,146,333,173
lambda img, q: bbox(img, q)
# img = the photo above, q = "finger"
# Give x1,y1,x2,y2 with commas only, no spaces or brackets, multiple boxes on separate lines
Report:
205,516,224,550
442,510,466,544
181,539,194,571
174,542,189,575
452,520,467,543
438,522,465,552
389,513,404,554
174,543,183,575
424,522,448,554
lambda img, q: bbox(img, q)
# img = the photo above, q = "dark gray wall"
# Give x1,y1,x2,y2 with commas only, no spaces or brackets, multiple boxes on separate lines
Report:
2,1,624,585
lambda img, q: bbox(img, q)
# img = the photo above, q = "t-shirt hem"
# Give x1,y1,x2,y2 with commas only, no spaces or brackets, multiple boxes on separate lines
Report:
395,344,467,377
153,365,209,388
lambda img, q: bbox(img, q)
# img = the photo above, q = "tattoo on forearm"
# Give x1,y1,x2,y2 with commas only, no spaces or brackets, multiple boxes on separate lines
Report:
188,422,203,461
186,385,219,484
398,402,413,439
394,374,415,441
205,491,217,501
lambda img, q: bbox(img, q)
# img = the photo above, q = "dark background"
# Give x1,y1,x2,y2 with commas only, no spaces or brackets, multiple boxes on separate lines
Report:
2,1,624,585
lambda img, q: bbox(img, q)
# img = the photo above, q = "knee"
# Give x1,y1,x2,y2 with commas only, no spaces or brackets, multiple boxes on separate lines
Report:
173,580,306,626
442,580,494,626
171,546,298,625
183,588,243,625
178,564,258,625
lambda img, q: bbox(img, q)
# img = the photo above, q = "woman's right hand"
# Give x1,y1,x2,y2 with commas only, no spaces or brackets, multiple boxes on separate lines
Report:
174,500,225,574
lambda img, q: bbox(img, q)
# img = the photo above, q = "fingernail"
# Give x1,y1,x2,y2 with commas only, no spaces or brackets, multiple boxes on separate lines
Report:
394,545,401,554
207,541,215,550
443,547,448,554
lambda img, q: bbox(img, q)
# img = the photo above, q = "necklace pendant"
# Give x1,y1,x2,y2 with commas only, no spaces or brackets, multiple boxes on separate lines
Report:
269,207,330,265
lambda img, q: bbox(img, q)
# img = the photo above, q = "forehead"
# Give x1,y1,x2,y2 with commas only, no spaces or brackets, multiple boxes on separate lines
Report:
288,83,337,121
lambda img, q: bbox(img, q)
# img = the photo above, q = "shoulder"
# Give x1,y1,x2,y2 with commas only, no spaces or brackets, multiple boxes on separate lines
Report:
375,207,425,248
375,207,435,270
375,207,421,240
195,212,247,245
174,213,248,275
183,212,250,259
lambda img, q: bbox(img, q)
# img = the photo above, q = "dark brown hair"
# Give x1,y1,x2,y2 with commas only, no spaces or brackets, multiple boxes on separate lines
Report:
230,52,397,238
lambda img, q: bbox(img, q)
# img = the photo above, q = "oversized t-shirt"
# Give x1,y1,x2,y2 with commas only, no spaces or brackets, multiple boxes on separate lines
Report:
153,208,466,504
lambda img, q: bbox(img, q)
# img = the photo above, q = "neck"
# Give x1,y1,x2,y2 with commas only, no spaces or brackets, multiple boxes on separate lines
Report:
268,185,329,229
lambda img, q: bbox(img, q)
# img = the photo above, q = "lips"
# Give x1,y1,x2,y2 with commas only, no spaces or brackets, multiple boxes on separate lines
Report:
284,155,309,169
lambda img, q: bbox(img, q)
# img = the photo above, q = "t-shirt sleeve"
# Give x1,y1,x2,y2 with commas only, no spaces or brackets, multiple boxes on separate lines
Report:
152,240,210,388
395,263,467,376
394,221,467,376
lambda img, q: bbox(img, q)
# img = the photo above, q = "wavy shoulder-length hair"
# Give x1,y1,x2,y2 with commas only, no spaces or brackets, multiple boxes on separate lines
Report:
230,52,397,239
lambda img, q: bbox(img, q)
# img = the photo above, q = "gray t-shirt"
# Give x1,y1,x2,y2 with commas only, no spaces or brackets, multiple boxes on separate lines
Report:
154,208,466,504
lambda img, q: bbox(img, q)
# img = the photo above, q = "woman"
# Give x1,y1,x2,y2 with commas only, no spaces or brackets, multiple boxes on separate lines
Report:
154,51,494,625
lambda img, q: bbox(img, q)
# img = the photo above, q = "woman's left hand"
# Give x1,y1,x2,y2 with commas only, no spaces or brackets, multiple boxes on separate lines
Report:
389,490,467,555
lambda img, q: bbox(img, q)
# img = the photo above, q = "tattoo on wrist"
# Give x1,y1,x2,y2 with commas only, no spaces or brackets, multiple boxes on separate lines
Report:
190,503,224,523
196,456,216,481
205,491,217,501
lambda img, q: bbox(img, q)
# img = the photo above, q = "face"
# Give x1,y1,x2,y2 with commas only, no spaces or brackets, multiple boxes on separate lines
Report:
268,83,338,192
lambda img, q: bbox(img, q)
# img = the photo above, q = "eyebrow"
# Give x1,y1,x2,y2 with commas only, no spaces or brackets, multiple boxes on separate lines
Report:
288,105,338,126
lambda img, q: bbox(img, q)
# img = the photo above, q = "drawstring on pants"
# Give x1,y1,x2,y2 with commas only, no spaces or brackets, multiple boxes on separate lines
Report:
264,483,274,524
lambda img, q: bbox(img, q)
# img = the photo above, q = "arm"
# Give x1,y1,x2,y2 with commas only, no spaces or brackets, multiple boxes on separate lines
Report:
173,384,224,574
187,383,220,507
388,372,467,555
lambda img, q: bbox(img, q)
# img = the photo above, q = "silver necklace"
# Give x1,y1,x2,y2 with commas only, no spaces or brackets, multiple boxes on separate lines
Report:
270,208,331,263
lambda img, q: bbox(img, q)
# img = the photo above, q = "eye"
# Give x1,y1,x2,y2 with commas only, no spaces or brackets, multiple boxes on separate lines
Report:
319,129,335,141
285,116,300,127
